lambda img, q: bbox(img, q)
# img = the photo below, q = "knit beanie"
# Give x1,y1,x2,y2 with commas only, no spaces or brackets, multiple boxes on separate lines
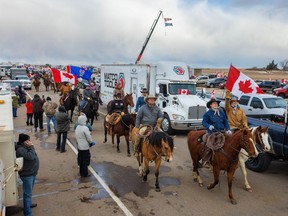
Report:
18,133,30,144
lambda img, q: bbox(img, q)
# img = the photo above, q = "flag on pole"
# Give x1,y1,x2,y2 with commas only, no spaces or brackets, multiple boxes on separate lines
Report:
66,66,92,80
51,68,78,85
226,65,263,98
164,17,173,26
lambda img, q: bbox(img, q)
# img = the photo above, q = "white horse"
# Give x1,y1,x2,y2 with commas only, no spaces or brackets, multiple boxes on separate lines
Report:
238,126,271,192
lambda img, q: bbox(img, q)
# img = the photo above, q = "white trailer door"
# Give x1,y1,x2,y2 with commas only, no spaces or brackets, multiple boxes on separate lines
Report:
131,77,138,112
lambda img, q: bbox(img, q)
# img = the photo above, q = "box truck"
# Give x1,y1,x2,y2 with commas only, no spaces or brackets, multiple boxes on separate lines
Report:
100,61,207,134
0,87,22,216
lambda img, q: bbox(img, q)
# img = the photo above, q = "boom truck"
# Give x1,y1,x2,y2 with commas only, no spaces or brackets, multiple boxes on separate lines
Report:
0,85,23,216
100,61,207,134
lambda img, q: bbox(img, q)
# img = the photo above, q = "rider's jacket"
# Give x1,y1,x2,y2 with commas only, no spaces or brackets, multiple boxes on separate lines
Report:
83,89,94,99
109,99,124,114
135,104,163,128
202,108,230,132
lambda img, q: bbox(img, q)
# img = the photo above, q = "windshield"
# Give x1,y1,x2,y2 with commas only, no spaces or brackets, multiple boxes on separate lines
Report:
263,97,287,109
168,83,196,95
16,76,29,80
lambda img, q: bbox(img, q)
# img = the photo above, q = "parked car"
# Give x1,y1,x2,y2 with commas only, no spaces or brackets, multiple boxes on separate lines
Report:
273,84,288,98
15,75,32,90
1,80,22,91
205,77,226,88
219,81,226,89
258,80,282,92
191,75,209,86
207,74,217,79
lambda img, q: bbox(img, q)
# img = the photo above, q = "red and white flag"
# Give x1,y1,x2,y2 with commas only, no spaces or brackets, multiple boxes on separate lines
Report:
226,65,263,98
178,89,189,95
51,68,77,85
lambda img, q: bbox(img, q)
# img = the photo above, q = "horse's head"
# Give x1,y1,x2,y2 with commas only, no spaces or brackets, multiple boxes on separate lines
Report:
161,133,174,162
124,93,134,107
251,126,272,152
241,128,259,158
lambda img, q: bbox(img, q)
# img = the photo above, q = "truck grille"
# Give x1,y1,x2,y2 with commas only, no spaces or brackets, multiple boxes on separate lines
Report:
188,106,206,119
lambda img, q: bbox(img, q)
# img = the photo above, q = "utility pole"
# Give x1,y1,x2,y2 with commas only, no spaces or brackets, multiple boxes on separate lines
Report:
135,10,163,64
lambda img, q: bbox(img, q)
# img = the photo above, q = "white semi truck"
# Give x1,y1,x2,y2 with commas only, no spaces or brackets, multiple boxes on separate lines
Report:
0,86,22,216
100,61,207,134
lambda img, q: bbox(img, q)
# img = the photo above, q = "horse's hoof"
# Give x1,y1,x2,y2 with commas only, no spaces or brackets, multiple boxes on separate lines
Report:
246,187,253,193
103,140,107,143
199,183,203,187
155,188,161,192
230,199,237,205
117,150,120,153
127,153,131,157
207,185,212,190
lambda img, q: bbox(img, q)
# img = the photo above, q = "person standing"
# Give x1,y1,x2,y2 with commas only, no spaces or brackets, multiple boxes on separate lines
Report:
12,92,20,117
32,94,45,132
43,96,58,135
16,133,39,216
55,105,70,153
75,115,96,177
25,98,34,126
225,90,248,129
135,88,148,113
134,95,163,156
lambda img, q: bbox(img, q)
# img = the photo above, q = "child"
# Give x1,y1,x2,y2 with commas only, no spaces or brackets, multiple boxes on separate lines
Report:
25,98,34,126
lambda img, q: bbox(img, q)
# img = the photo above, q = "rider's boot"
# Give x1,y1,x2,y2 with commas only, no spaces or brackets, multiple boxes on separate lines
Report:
201,147,212,168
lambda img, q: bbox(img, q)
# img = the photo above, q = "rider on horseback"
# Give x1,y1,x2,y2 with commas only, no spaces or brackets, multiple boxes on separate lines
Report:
134,95,163,157
113,82,125,99
59,82,71,105
79,84,94,112
106,93,125,135
201,98,232,167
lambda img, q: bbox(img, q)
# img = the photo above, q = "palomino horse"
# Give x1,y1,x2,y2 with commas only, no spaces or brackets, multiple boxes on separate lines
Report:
103,113,136,156
107,93,134,114
131,129,174,192
239,126,271,192
32,77,41,92
62,89,78,121
187,128,258,204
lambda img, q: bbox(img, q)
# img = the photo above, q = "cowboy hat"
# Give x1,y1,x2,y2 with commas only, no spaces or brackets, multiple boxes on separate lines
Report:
140,88,148,93
145,95,157,102
206,98,221,108
230,96,239,102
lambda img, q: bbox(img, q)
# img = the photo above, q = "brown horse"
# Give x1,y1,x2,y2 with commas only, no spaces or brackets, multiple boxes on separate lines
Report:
187,128,258,204
42,77,50,91
32,77,41,92
103,113,136,156
132,130,174,192
107,93,134,114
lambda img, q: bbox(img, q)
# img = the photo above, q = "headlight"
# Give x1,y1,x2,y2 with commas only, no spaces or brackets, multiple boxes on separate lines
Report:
172,114,185,120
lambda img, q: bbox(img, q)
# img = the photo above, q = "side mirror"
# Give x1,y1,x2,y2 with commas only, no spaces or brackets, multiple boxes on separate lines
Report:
155,86,160,94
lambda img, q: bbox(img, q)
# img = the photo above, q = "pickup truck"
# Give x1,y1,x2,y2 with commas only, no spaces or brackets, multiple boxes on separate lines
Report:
246,114,288,172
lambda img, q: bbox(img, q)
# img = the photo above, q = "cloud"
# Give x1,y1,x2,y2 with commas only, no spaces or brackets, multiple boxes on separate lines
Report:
0,0,288,68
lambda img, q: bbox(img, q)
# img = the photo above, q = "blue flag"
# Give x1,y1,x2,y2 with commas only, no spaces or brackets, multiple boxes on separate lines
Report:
67,66,92,80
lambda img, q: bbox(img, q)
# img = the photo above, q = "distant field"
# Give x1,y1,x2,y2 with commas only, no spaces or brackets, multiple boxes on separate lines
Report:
200,69,288,81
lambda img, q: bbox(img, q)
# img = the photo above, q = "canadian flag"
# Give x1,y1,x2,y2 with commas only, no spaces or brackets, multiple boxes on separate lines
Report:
51,68,78,85
226,65,263,98
178,89,189,95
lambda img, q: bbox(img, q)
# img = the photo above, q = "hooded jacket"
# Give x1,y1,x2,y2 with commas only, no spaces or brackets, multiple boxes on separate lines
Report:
32,94,44,113
55,106,70,132
43,100,58,116
75,115,93,150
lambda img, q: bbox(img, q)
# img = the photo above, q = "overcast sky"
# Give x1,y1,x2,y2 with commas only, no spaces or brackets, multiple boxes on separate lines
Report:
1,0,288,68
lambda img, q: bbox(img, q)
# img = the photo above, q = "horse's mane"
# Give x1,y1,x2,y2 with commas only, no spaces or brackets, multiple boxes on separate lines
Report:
148,131,174,150
120,114,134,127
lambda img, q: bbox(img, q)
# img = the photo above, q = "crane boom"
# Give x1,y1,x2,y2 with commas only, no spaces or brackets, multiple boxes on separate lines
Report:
135,10,163,64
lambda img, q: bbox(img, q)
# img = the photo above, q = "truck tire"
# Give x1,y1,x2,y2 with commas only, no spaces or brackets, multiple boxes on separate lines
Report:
210,83,214,88
245,153,272,172
161,114,174,135
278,93,285,98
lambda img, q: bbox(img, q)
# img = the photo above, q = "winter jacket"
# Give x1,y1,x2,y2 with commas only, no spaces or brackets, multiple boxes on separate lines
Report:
32,95,44,113
135,96,146,112
55,107,70,132
109,99,124,114
16,144,39,177
25,102,33,114
135,104,163,128
75,115,93,150
202,108,230,132
43,101,58,116
12,95,20,108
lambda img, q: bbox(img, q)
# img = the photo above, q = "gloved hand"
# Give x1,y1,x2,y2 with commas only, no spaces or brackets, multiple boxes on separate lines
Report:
90,141,96,147
209,125,214,131
226,130,232,135
87,97,91,100
121,112,125,116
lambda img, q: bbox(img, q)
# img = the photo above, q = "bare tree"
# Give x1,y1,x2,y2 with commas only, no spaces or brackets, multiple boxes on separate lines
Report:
280,59,288,71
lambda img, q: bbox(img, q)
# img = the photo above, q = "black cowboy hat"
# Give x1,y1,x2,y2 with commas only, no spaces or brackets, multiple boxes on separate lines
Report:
140,88,148,93
206,98,221,108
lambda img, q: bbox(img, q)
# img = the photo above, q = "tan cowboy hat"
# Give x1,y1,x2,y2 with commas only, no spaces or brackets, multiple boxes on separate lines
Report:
230,96,239,102
206,98,221,108
145,95,157,102
140,88,148,93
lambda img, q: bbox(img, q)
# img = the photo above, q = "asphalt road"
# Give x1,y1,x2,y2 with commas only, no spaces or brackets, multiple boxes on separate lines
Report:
6,84,288,216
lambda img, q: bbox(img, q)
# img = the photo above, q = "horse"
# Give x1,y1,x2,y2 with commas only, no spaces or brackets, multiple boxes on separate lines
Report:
62,89,78,121
103,113,136,156
42,77,50,91
132,130,174,192
107,93,134,114
32,77,41,92
80,94,99,126
187,128,258,204
239,126,271,192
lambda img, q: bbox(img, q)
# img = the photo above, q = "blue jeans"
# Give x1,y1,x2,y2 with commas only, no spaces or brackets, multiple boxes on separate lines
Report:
79,99,87,111
21,175,36,216
46,115,57,133
12,107,18,117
